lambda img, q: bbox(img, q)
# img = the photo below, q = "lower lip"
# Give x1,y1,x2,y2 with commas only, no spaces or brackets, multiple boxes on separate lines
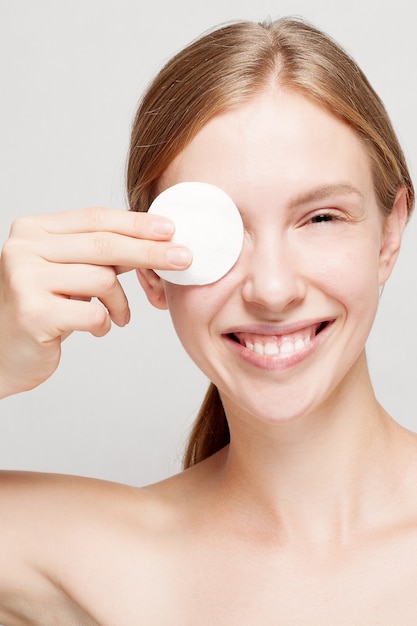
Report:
223,322,335,372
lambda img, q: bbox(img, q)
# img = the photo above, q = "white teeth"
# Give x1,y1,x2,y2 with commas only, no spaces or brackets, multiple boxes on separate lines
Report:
254,342,264,355
280,341,295,355
295,338,306,351
243,334,311,356
264,342,279,355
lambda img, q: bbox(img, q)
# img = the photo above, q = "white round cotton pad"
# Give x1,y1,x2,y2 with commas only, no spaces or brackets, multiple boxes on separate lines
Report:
148,182,244,285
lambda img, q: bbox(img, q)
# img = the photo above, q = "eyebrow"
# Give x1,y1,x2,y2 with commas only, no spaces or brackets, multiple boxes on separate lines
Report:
289,184,365,208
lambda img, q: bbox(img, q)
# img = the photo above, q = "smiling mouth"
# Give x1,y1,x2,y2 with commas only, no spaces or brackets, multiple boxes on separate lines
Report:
229,321,331,357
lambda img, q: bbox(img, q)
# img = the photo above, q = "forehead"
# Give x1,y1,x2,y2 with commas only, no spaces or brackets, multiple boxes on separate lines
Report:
159,88,376,209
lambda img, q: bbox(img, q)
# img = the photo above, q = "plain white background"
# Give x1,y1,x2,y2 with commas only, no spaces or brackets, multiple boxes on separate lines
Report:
0,0,416,487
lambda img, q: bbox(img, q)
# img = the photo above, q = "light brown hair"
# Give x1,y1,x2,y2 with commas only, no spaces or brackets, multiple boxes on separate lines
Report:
126,17,415,468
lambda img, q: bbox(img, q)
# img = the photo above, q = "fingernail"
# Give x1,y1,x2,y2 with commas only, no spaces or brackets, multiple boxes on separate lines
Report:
166,245,192,267
151,217,175,236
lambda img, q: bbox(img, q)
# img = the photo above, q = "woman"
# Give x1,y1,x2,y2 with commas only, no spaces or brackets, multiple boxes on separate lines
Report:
0,17,415,625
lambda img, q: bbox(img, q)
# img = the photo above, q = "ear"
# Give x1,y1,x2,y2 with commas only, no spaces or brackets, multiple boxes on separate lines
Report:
378,187,408,286
136,268,168,310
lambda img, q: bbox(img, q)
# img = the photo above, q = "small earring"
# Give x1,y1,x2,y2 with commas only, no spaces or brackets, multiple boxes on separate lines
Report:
379,284,385,297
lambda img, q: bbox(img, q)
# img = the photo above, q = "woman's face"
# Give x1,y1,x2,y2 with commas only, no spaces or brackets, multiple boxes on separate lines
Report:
141,88,405,425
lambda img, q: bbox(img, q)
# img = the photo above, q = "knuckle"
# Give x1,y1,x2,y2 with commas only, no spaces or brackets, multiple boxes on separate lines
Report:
84,206,106,230
91,231,114,258
9,216,28,237
9,215,39,238
6,263,28,297
0,248,49,337
88,302,110,336
130,210,147,232
0,237,19,269
2,224,40,274
95,267,117,294
1,231,31,265
144,241,161,268
1,250,35,296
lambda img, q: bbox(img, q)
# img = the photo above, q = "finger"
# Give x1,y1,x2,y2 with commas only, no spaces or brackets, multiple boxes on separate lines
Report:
12,260,130,334
13,207,175,240
13,289,113,342
51,297,113,338
35,233,192,271
47,263,131,327
114,265,135,276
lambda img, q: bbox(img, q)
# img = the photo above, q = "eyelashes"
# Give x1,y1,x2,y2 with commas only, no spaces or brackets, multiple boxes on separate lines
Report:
306,211,347,225
310,212,338,223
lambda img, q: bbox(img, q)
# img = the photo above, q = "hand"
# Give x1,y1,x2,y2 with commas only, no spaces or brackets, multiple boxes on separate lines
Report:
0,207,191,398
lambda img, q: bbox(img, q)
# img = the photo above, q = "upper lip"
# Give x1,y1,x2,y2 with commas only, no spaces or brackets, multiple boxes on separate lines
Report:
222,318,334,337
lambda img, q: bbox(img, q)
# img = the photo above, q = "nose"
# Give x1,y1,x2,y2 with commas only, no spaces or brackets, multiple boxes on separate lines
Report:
240,232,307,314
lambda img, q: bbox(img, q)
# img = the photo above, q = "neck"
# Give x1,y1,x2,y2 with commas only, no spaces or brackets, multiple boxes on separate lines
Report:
217,354,411,545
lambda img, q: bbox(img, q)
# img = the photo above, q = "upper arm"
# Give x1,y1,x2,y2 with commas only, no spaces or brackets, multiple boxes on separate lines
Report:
0,471,100,625
0,470,175,625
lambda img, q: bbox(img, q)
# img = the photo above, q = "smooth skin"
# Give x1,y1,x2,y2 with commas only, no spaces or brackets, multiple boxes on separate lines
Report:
1,86,417,625
0,208,191,398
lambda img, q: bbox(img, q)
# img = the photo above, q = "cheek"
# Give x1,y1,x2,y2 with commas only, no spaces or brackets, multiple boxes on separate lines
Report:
309,238,381,310
164,280,234,373
164,276,231,318
163,283,212,342
163,284,189,333
163,284,224,377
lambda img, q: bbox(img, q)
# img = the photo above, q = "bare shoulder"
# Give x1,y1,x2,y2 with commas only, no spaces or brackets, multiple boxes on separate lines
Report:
0,468,157,528
0,471,145,624
0,466,197,560
0,457,222,625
